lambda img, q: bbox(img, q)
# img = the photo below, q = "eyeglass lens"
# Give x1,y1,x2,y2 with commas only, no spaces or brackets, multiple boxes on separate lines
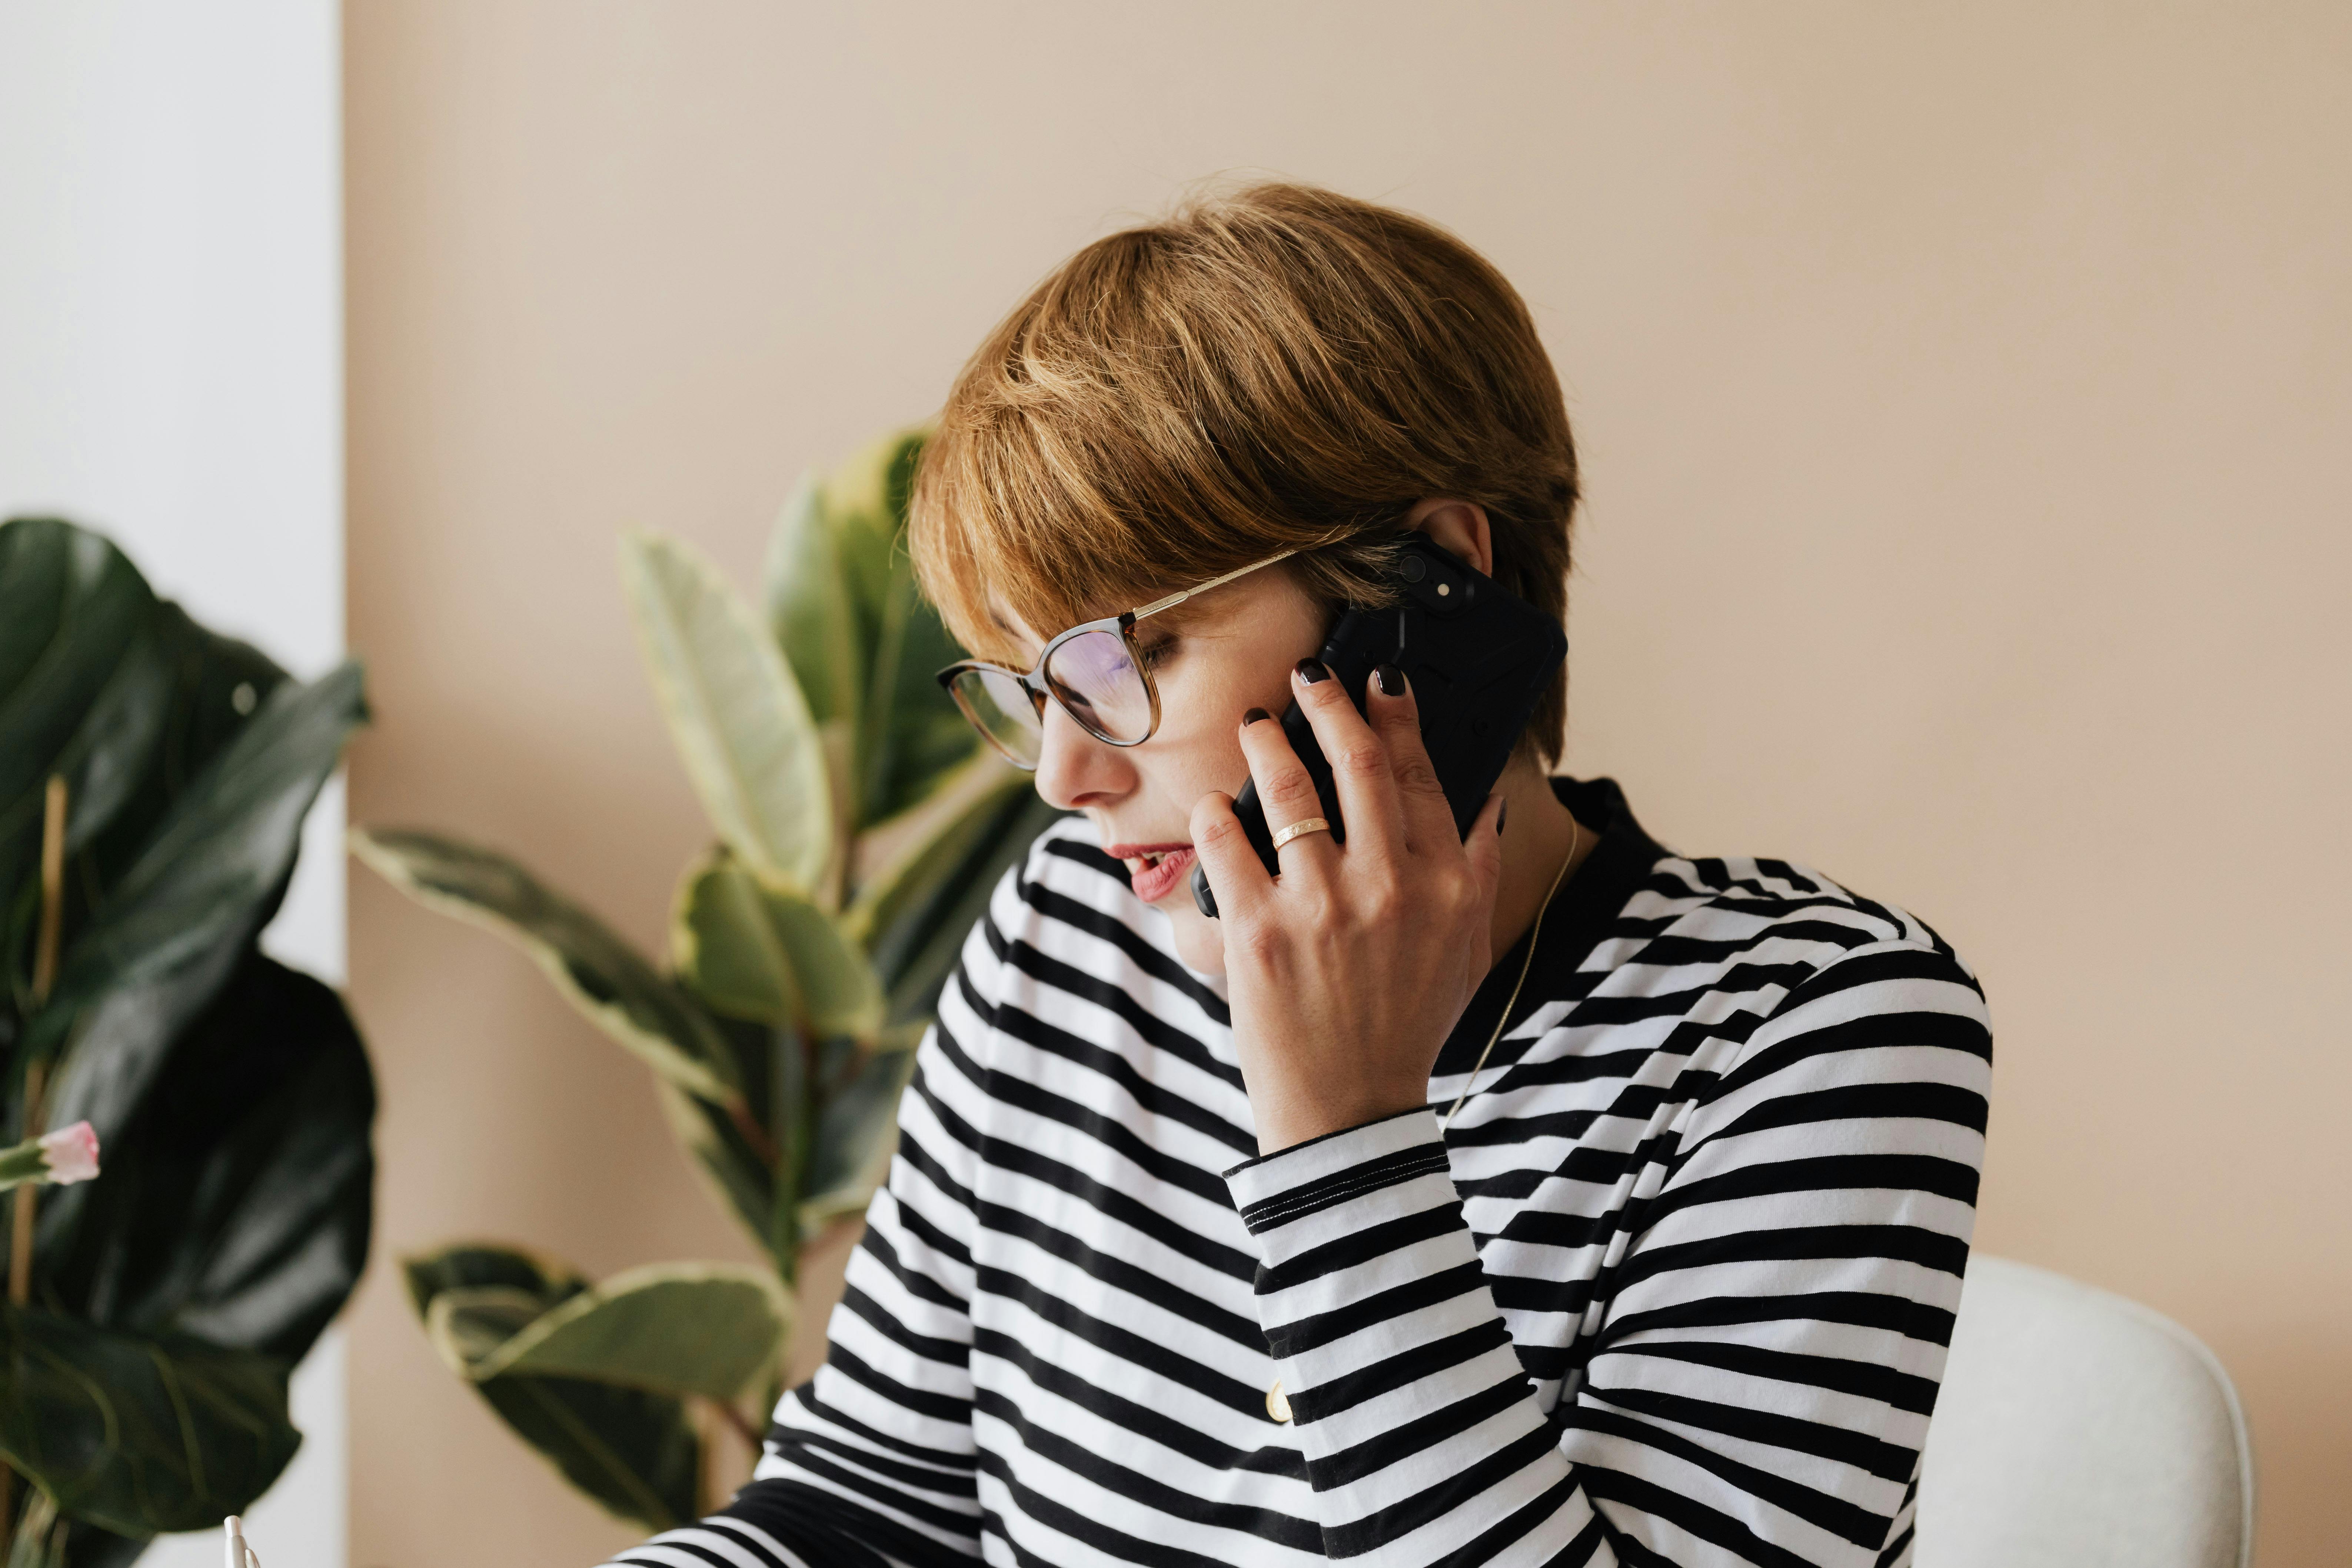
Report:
1042,629,1153,745
949,667,1045,766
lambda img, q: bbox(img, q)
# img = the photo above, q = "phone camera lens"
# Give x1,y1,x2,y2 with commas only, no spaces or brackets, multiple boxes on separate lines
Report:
1398,555,1428,583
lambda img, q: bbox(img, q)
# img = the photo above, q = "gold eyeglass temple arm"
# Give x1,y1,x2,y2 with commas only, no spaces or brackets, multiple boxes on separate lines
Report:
1130,547,1300,622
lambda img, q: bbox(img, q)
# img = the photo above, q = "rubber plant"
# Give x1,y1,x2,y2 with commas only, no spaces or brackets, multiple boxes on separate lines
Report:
355,429,1059,1531
0,516,375,1568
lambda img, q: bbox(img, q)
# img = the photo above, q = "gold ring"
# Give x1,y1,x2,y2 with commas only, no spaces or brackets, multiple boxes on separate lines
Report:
1270,817,1331,852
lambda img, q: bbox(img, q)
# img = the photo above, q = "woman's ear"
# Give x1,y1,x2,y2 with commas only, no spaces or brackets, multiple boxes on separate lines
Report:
1403,499,1494,576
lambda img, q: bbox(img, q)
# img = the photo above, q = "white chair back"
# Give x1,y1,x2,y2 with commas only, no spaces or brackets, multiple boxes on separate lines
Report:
1917,1255,2254,1568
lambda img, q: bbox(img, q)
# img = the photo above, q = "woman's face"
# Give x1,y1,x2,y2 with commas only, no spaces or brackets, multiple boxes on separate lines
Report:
1010,565,1331,975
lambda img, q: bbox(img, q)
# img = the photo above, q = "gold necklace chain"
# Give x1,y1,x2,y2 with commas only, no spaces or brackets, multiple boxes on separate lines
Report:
1440,815,1581,1132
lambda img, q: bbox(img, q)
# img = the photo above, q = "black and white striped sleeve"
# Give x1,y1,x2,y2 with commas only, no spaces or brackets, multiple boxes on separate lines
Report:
603,901,1009,1568
1224,937,1992,1568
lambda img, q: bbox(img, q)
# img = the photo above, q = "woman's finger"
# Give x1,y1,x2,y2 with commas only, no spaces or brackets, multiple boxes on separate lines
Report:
1364,665,1460,855
1188,789,1275,921
1236,707,1340,874
1287,659,1405,859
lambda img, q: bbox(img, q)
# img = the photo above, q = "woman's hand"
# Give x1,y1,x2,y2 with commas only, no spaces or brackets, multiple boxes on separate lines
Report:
1190,659,1506,1154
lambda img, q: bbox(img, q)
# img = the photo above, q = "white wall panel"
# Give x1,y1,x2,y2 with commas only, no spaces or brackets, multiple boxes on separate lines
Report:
0,3,346,1564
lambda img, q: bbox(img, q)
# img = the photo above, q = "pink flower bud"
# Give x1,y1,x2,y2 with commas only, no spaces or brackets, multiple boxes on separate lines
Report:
38,1121,99,1185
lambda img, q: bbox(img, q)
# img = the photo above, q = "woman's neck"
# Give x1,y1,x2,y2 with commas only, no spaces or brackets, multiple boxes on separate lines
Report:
1487,762,1594,969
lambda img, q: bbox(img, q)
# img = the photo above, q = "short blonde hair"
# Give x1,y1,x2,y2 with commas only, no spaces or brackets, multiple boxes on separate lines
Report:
909,181,1580,765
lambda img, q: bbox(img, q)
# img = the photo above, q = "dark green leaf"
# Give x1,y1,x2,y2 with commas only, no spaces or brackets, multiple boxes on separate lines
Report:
36,954,375,1364
19,661,364,1078
466,1361,696,1531
469,1261,788,1402
0,1304,298,1537
671,848,882,1037
0,521,156,819
405,1245,696,1531
0,620,171,907
404,1242,587,1320
351,829,740,1104
60,1519,148,1568
70,603,291,903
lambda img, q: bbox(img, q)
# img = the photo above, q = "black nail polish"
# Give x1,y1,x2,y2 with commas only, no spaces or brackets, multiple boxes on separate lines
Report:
1294,659,1329,684
1242,707,1270,725
1374,663,1405,697
1497,796,1509,834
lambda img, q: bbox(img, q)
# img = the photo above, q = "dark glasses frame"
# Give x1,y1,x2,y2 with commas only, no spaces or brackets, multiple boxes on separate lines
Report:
936,548,1298,769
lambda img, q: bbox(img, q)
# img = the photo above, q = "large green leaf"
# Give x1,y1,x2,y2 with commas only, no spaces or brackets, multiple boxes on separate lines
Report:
467,1260,788,1402
0,1304,298,1538
0,619,172,905
1,599,295,976
816,429,922,649
57,1518,148,1568
405,1245,695,1531
66,604,291,903
762,477,861,732
858,553,981,826
403,1241,586,1315
14,660,364,1118
621,532,832,896
37,954,374,1364
0,521,157,824
672,847,882,1039
38,662,358,1010
798,429,985,830
351,829,739,1104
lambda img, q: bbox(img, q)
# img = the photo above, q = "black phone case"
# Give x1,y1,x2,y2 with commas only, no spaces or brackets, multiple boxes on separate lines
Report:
1191,535,1567,918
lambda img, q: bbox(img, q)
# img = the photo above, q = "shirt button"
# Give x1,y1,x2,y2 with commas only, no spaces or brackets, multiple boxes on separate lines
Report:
1266,1380,1292,1424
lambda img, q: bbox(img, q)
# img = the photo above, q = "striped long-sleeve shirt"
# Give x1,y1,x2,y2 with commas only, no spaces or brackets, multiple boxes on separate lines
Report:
608,776,1992,1568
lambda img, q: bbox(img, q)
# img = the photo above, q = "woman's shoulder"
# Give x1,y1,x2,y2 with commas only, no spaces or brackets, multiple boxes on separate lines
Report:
1553,775,1982,998
1622,851,1992,1081
1637,851,1973,969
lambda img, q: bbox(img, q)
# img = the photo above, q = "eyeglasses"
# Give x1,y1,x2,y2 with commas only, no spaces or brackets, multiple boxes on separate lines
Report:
936,550,1298,770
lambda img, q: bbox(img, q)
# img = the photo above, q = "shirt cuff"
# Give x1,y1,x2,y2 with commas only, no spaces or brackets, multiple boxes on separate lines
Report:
1224,1105,1454,1237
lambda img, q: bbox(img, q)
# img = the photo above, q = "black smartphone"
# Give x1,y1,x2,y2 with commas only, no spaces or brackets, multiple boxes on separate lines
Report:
1191,534,1567,918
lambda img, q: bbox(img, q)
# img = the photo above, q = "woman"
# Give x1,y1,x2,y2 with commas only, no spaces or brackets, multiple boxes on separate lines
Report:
610,183,1990,1568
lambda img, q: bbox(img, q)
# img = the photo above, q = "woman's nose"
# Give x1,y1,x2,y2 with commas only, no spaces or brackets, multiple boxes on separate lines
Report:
1032,702,1134,811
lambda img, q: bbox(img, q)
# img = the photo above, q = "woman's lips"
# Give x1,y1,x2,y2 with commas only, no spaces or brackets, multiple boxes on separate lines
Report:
1112,843,1197,904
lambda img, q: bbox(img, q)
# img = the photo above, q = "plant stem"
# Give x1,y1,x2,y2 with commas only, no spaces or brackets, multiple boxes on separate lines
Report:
1,779,65,1545
769,1024,810,1289
725,1098,777,1170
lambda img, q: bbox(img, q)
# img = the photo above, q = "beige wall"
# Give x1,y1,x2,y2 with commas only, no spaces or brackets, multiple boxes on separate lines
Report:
345,4,2352,1563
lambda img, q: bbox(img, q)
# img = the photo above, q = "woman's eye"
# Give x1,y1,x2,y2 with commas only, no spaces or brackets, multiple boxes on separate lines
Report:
1136,638,1177,670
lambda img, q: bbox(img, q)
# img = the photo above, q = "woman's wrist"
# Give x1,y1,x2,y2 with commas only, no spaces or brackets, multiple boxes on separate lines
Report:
1250,1076,1430,1155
